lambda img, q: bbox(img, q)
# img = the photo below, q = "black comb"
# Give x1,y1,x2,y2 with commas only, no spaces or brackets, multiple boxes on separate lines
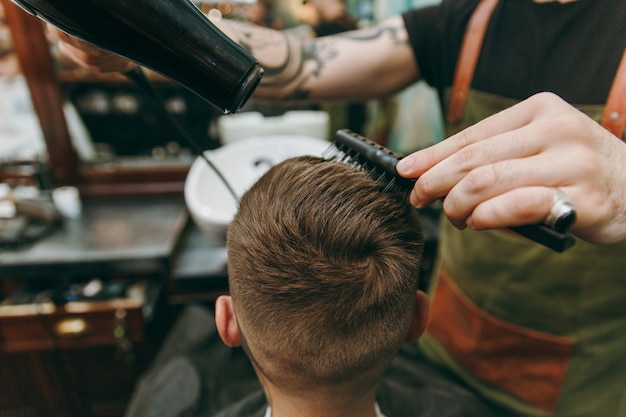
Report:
326,129,575,253
323,129,417,198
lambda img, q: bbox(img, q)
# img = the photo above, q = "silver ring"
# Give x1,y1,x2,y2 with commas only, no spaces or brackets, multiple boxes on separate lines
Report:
544,190,577,233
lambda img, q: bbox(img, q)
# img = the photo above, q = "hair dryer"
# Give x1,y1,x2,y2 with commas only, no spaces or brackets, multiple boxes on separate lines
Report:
9,0,264,114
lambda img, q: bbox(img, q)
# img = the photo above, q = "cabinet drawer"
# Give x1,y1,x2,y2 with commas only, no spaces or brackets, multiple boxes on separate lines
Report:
0,295,145,352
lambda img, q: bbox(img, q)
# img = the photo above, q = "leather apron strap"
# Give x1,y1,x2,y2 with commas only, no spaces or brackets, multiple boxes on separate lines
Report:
601,49,626,138
446,0,499,124
447,1,626,139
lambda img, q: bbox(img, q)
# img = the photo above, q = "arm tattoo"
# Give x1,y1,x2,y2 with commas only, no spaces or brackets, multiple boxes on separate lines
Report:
232,20,408,100
334,22,407,44
232,24,311,98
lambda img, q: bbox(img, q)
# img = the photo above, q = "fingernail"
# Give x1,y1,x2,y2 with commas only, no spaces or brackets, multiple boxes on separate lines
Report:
450,219,467,230
396,157,410,174
408,190,417,207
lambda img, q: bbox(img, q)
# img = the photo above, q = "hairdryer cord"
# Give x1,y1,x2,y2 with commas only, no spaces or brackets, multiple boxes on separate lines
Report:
123,66,240,202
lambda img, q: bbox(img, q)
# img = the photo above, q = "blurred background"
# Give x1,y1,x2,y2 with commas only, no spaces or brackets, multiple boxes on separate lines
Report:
0,0,441,415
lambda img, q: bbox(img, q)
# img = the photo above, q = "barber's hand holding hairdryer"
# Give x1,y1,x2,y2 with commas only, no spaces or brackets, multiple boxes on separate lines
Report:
48,26,136,72
397,92,626,245
49,28,626,245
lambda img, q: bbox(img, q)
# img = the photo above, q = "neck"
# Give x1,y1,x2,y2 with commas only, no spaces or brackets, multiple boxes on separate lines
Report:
264,382,379,417
532,0,579,3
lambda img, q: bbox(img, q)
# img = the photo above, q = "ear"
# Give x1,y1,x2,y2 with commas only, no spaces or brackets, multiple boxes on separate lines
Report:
404,290,430,343
215,295,242,347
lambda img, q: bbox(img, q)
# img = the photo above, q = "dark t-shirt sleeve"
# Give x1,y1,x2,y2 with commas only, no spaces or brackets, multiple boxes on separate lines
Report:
401,0,479,91
401,0,625,104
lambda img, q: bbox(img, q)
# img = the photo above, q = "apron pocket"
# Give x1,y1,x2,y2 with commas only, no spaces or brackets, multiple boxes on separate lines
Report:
426,269,576,414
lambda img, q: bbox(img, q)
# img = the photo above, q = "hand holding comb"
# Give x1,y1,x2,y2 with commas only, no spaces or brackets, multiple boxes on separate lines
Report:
325,129,575,253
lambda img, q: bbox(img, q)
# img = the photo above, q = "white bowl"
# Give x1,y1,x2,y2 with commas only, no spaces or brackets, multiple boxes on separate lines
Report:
185,135,330,240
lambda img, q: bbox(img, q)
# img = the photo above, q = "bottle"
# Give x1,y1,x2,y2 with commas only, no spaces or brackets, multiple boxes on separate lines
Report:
10,0,264,114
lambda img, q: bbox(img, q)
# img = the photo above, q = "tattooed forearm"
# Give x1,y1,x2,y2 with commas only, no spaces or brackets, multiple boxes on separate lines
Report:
252,35,309,92
333,22,408,46
263,37,340,99
215,15,414,100
222,20,312,97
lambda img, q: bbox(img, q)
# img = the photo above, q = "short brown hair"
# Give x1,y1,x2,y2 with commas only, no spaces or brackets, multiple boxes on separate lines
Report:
227,155,424,397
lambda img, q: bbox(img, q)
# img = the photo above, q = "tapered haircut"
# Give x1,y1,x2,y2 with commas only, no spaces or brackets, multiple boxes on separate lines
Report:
227,155,424,396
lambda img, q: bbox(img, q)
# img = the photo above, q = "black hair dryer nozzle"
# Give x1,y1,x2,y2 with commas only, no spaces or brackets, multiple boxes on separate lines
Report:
10,0,264,114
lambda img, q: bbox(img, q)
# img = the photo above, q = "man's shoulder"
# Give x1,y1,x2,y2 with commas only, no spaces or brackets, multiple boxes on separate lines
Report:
401,0,480,22
377,345,496,417
211,389,267,417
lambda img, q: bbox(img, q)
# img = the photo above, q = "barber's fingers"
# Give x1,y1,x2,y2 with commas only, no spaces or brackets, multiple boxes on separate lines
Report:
451,180,612,245
439,150,577,229
464,186,555,230
437,139,622,244
48,25,135,72
397,93,560,179
56,41,134,72
407,121,551,208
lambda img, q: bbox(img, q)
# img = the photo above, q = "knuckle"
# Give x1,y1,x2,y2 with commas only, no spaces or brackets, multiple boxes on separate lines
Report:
453,127,475,149
513,193,545,221
532,91,560,107
453,143,483,171
441,195,464,222
415,173,438,197
463,164,499,194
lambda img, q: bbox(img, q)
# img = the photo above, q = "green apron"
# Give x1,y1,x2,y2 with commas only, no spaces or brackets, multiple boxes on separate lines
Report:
418,88,626,417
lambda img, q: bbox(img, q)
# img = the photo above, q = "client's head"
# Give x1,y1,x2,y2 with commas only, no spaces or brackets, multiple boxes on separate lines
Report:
216,155,427,402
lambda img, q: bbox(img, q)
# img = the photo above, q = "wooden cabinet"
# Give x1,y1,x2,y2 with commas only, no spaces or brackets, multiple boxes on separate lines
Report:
0,283,160,417
0,194,189,416
0,287,145,353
